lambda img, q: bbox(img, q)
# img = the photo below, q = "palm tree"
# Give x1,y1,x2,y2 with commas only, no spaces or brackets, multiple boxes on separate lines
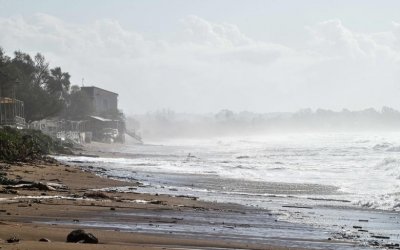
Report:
46,67,71,100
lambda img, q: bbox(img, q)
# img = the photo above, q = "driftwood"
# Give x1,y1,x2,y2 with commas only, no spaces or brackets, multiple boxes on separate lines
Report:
5,181,68,191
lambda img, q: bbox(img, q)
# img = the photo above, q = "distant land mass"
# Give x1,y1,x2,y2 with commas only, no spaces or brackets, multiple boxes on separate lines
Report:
128,107,400,138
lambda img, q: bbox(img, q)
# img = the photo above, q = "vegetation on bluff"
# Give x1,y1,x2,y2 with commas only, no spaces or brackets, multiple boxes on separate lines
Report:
0,127,71,162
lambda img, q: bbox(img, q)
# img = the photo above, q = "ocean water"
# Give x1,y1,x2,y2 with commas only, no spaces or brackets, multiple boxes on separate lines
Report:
57,132,400,212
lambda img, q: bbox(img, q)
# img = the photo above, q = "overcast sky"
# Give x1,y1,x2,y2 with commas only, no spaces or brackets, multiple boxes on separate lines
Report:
1,0,400,114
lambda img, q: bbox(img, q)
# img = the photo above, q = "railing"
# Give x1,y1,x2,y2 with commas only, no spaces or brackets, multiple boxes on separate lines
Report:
125,129,143,143
0,116,26,128
0,97,25,128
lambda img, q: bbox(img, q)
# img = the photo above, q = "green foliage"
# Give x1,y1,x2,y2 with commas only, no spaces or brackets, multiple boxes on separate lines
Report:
0,127,70,162
0,48,71,122
46,67,71,97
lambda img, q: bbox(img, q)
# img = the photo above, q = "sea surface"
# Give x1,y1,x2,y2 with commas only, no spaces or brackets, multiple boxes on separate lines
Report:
55,132,400,247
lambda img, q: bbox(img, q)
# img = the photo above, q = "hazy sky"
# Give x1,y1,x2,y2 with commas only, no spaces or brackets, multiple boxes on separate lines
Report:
1,0,400,114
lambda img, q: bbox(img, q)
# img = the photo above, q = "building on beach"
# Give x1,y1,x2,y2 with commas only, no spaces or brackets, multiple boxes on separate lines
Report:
29,85,141,144
81,86,118,116
31,85,133,144
80,86,125,143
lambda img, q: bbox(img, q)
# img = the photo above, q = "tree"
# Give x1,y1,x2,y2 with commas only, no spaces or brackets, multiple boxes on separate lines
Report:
33,53,49,87
0,48,16,96
0,49,67,121
46,67,71,99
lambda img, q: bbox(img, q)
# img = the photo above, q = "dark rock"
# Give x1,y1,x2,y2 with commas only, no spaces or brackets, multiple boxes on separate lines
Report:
66,229,98,244
39,238,51,242
6,236,20,243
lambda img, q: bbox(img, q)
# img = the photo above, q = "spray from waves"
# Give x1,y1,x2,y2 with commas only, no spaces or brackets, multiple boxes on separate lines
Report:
386,146,400,152
373,142,392,150
349,157,400,210
354,192,400,211
374,158,400,179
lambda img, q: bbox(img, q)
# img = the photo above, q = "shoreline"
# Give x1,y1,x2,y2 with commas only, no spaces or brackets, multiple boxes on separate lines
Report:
0,158,316,250
0,143,395,249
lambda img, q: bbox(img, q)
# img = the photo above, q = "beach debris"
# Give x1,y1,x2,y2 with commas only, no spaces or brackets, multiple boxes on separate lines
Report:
384,243,400,248
39,238,51,242
5,181,67,191
368,240,380,246
282,205,313,209
66,229,98,244
371,235,390,239
150,200,163,205
176,195,198,200
84,191,110,199
0,188,18,194
6,236,20,243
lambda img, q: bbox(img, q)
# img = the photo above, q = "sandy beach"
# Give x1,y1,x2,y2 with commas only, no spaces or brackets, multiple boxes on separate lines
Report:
0,142,397,250
0,149,361,250
0,156,312,250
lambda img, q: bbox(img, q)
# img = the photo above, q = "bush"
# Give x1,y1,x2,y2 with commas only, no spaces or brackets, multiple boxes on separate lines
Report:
0,127,70,162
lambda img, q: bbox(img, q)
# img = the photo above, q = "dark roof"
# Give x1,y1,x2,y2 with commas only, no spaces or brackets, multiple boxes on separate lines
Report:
81,86,118,96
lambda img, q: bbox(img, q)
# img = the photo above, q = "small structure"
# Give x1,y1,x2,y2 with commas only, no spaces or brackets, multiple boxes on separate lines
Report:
0,80,25,128
0,97,25,128
81,86,118,115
